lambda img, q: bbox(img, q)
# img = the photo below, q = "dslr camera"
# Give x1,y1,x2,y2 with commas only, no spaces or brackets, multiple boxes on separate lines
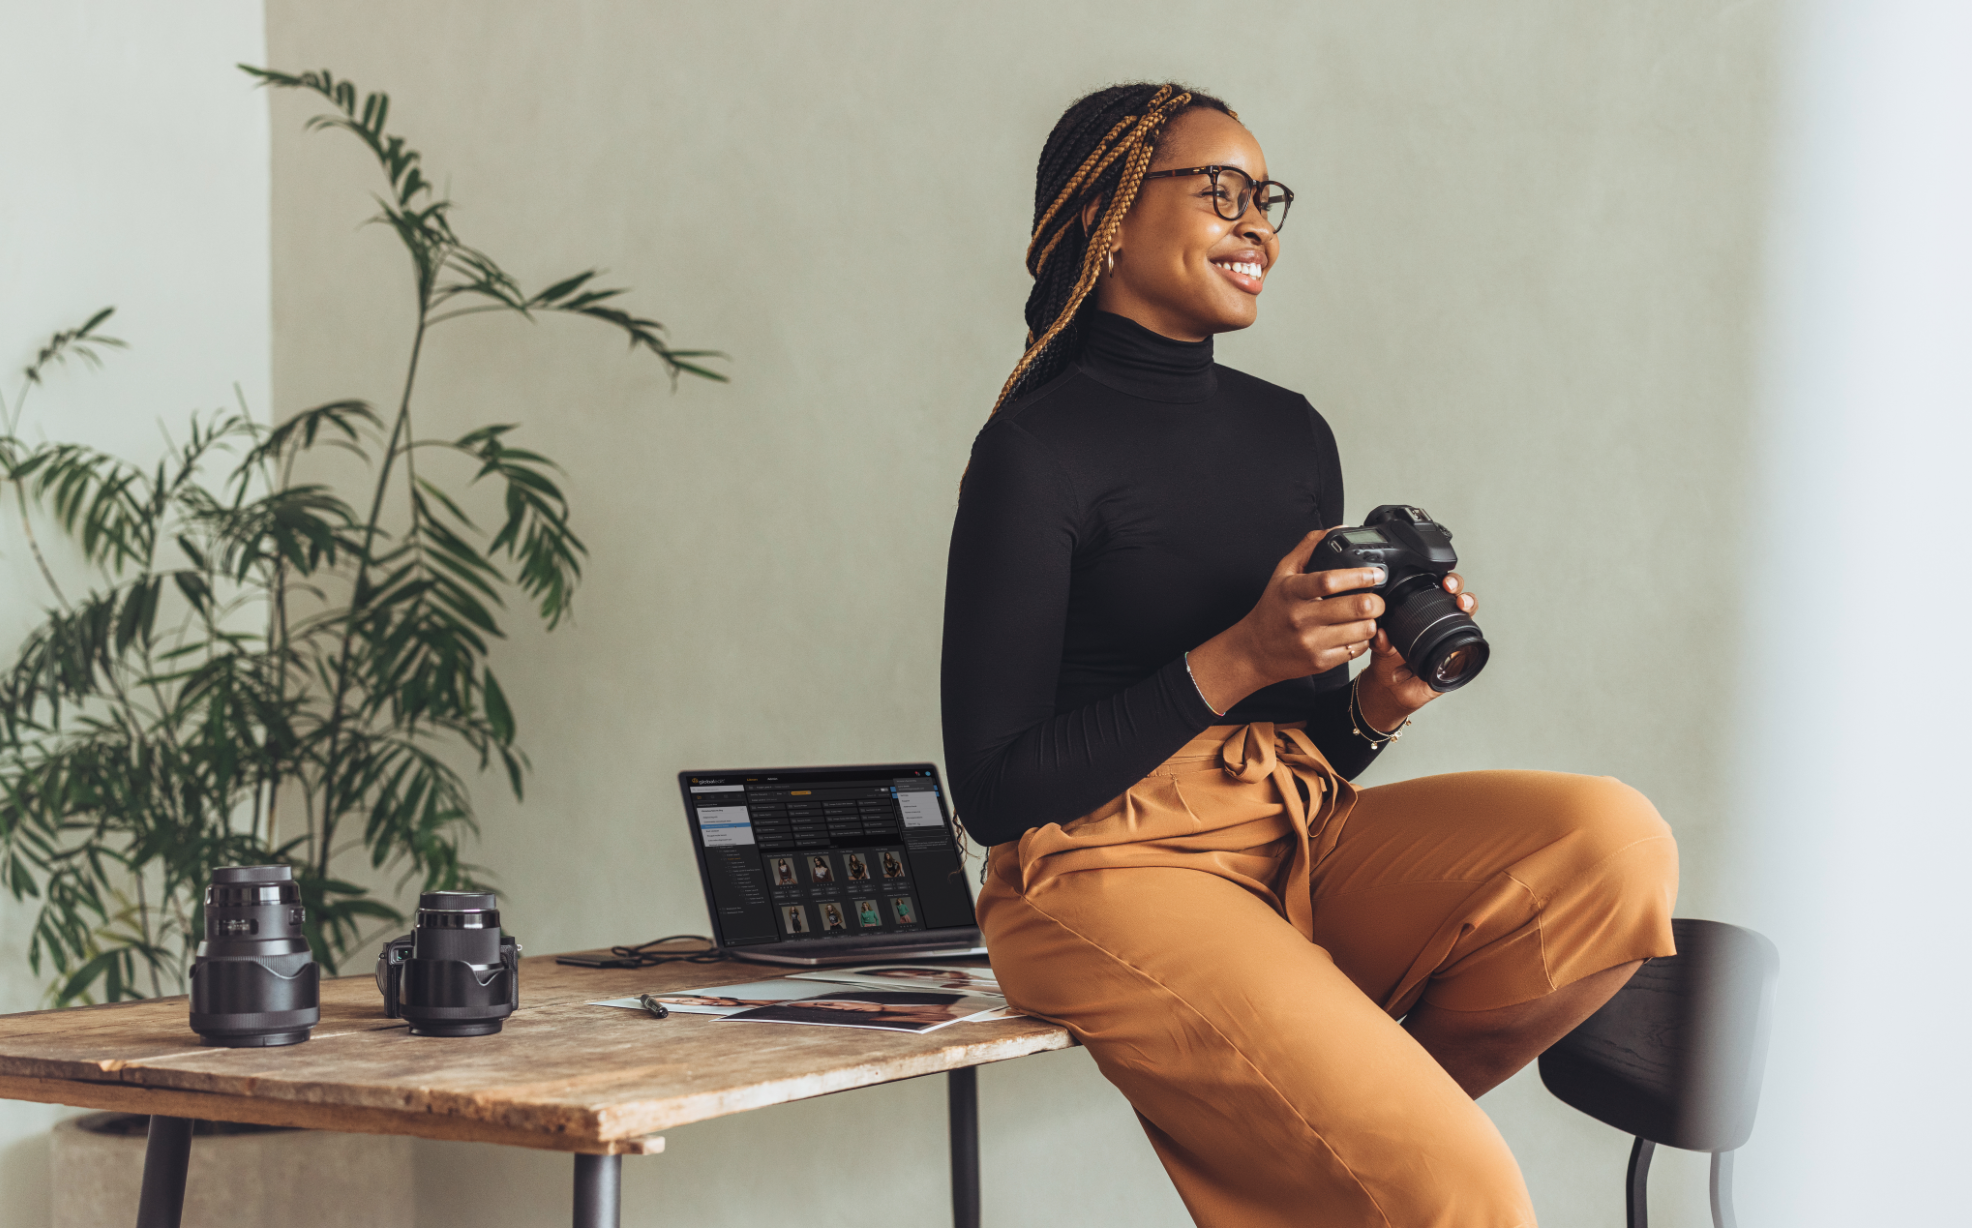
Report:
376,891,521,1037
1305,504,1490,692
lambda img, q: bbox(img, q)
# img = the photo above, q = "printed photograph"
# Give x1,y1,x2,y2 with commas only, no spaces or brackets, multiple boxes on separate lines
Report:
771,856,797,886
808,853,835,883
782,904,810,934
820,902,847,932
854,898,882,928
591,978,831,1017
880,851,905,879
844,852,870,881
796,964,1003,995
718,991,1000,1034
890,896,916,925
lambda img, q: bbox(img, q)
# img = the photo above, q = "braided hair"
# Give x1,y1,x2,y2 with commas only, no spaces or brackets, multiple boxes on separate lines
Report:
989,83,1236,416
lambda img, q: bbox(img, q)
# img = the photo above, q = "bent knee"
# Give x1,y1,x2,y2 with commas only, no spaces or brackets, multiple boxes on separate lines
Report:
1545,773,1675,861
1513,773,1680,925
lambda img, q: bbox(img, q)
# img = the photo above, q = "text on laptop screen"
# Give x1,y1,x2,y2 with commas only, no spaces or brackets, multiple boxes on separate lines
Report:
681,767,974,946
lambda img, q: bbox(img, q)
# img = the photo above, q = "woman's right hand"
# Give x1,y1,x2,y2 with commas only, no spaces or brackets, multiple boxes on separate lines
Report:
1185,530,1387,714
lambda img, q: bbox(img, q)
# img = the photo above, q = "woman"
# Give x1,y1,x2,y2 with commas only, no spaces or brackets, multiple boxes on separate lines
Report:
941,84,1676,1228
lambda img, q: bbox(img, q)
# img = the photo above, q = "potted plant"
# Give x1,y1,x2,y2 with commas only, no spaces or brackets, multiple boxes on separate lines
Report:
0,65,724,1010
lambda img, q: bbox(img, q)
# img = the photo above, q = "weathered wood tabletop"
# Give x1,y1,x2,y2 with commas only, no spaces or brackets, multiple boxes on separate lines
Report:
0,953,1075,1155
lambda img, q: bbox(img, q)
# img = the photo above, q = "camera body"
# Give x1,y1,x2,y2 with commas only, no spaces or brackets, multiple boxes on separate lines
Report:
1305,504,1490,693
188,865,320,1048
376,891,520,1037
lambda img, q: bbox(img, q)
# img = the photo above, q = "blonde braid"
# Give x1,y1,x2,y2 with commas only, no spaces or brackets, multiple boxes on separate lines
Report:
989,87,1191,417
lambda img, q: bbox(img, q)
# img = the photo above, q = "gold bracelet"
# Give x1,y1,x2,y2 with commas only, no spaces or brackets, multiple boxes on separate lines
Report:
1349,674,1410,747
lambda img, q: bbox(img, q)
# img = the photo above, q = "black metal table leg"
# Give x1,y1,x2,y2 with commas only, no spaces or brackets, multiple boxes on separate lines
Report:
573,1153,621,1228
135,1115,194,1228
950,1066,980,1228
1625,1136,1655,1228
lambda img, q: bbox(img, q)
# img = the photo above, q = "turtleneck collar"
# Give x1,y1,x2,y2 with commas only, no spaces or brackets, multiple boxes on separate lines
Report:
1076,310,1218,403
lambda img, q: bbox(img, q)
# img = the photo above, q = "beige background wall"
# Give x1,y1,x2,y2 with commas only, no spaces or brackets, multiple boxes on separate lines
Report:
0,2,1784,1225
264,5,1781,1225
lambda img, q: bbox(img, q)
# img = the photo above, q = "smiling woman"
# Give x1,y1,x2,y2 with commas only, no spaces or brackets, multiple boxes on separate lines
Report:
942,82,1680,1228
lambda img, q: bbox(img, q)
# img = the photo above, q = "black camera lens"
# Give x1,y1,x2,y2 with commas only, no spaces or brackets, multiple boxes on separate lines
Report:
1382,577,1491,693
188,865,320,1048
375,890,520,1037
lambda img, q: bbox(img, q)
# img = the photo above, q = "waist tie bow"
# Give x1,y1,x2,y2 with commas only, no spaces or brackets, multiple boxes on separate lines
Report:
1010,722,1357,939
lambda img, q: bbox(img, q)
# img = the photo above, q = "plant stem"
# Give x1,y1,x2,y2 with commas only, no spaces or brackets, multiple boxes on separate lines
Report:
11,485,71,609
4,380,74,610
315,310,430,878
135,874,162,999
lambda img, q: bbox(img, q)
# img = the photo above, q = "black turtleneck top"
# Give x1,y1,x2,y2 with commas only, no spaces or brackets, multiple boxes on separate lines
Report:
941,311,1380,846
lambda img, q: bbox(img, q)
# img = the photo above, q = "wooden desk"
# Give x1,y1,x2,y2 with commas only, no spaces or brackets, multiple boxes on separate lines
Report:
0,953,1075,1228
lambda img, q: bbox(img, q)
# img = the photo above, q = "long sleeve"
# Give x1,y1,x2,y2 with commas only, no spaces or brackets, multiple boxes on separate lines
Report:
941,422,1219,845
1290,402,1384,782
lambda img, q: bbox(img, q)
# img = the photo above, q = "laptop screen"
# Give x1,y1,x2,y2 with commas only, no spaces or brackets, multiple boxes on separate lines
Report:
678,764,976,948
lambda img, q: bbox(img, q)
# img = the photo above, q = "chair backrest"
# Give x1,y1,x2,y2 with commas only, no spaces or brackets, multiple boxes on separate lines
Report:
1538,917,1778,1152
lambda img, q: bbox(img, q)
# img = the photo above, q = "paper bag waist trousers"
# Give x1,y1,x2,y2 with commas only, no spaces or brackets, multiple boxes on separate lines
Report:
977,722,1678,1228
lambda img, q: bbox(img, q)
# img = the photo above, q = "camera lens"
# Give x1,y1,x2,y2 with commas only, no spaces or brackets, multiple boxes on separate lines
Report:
1381,578,1491,693
376,890,519,1037
188,865,320,1048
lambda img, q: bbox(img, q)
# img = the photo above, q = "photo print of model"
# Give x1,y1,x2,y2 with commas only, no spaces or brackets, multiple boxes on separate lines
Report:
792,963,1004,996
591,978,828,1015
719,991,1001,1033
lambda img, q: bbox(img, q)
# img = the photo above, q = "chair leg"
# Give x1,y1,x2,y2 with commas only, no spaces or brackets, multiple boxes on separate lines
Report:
1625,1137,1655,1228
1710,1150,1737,1228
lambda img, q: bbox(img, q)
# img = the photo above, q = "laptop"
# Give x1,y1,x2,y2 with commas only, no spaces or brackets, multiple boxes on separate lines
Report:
678,762,986,966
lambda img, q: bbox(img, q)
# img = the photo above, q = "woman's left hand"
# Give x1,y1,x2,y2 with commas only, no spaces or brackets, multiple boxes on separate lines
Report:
1353,573,1477,734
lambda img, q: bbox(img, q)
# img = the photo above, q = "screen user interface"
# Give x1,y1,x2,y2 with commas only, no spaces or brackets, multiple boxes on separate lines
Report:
682,767,974,946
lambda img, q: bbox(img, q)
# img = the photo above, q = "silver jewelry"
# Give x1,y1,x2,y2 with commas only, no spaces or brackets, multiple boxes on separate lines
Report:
1348,674,1410,748
1106,249,1117,276
1183,651,1225,717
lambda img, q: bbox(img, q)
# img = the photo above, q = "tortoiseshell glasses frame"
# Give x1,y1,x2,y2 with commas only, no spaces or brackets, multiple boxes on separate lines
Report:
1139,165,1294,232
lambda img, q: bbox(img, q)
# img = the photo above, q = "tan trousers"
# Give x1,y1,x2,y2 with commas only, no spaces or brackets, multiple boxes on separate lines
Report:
977,723,1678,1228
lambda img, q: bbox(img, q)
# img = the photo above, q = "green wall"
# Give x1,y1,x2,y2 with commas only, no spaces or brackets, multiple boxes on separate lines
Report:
250,3,1781,1226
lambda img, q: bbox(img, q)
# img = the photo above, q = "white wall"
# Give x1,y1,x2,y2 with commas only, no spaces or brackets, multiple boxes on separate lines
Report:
1731,0,1972,1222
0,2,271,1224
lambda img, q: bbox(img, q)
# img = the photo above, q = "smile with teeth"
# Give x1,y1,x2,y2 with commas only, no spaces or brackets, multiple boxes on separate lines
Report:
1213,259,1265,280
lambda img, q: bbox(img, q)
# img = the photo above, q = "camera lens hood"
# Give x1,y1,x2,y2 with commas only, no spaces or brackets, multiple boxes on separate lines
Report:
189,865,320,1048
377,890,520,1037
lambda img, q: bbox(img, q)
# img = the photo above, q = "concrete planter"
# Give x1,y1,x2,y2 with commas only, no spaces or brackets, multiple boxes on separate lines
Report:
50,1113,413,1228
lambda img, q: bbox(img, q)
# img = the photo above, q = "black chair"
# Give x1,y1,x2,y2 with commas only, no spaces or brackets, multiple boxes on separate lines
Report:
1539,918,1778,1228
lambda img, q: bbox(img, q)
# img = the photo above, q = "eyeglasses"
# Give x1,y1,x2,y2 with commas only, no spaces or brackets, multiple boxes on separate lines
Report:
1139,165,1294,232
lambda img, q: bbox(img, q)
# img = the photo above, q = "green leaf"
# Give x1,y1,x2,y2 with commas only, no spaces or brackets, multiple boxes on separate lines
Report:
482,671,513,744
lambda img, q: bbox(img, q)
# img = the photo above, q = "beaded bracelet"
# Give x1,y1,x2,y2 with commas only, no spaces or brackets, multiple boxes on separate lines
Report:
1349,674,1411,748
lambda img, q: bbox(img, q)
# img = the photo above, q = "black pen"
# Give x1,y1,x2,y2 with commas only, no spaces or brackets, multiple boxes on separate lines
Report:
637,994,670,1019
